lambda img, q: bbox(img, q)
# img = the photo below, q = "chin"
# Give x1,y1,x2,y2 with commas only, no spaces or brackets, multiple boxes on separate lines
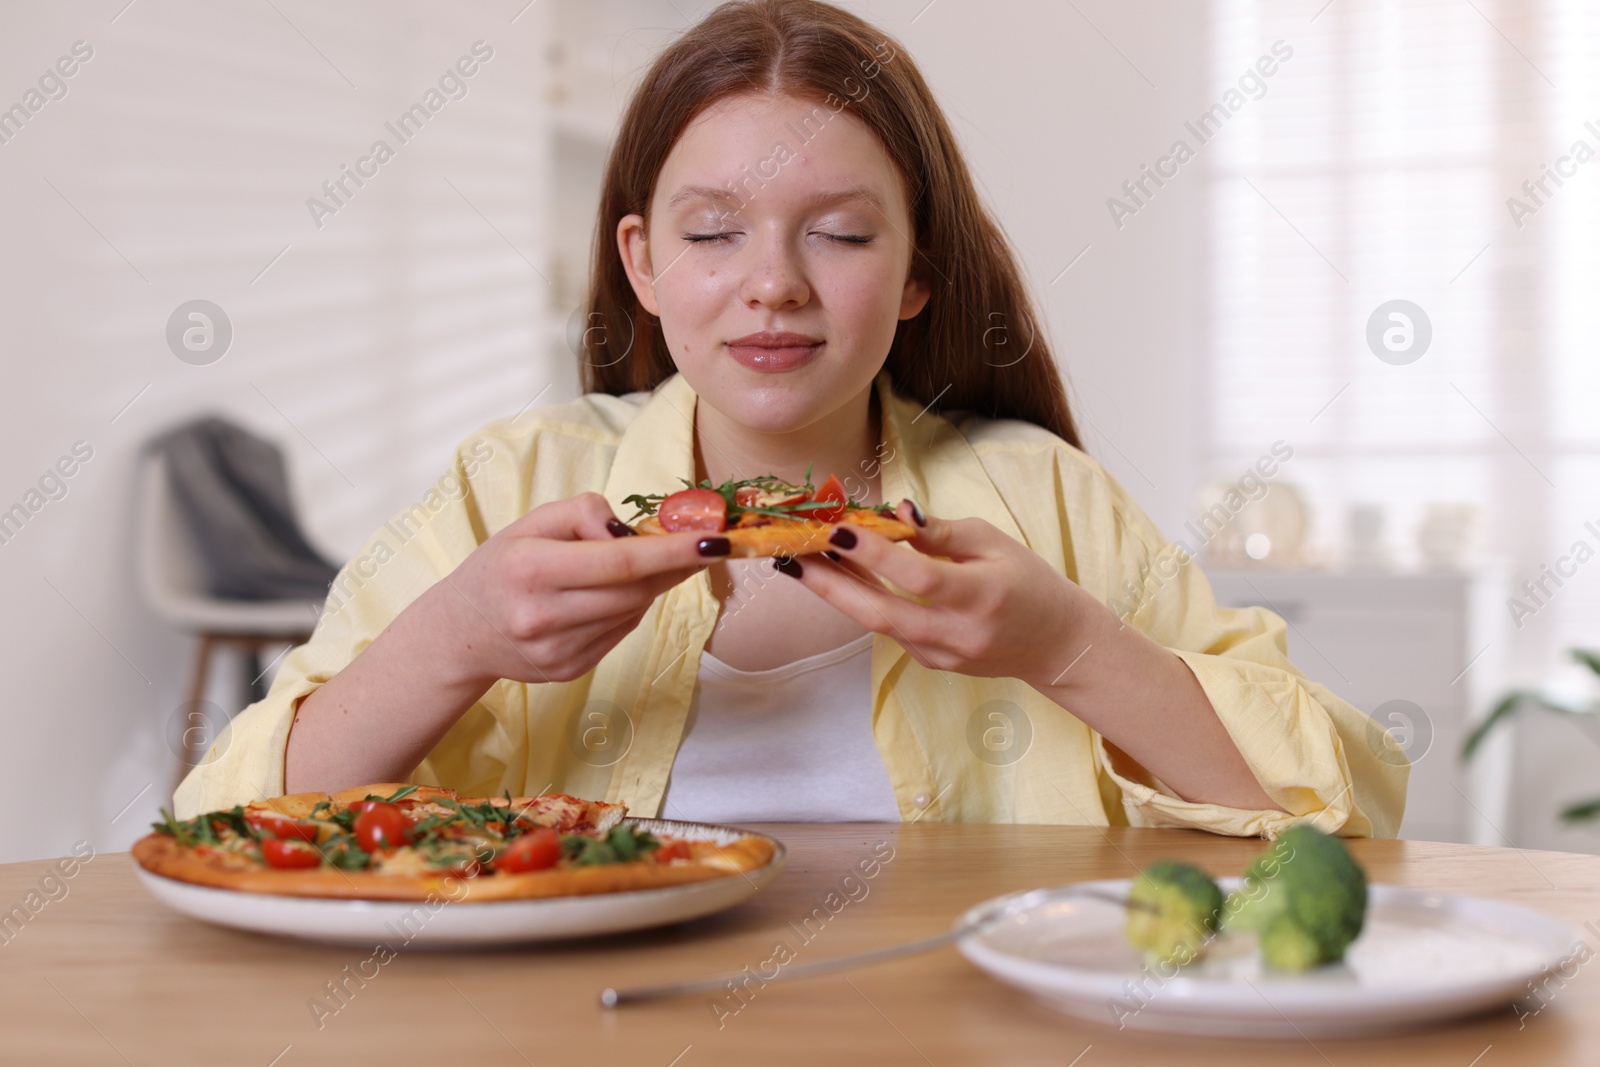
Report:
685,354,873,428
699,380,818,430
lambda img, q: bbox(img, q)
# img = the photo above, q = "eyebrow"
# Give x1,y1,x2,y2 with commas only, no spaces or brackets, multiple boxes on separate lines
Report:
665,185,887,213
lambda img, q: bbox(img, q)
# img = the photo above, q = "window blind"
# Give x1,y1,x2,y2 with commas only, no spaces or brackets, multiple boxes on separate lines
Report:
1205,0,1599,675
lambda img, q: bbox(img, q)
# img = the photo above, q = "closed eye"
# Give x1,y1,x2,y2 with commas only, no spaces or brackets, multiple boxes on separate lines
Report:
820,233,873,244
683,233,737,243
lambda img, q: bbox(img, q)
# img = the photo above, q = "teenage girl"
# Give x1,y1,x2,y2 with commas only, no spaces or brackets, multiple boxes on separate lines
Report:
179,0,1405,837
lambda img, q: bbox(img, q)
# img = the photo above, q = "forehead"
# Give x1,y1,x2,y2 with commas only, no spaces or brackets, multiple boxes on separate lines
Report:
653,93,907,215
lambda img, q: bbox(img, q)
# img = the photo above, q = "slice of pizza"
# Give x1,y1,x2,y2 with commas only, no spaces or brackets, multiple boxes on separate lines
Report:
132,784,775,902
622,466,917,559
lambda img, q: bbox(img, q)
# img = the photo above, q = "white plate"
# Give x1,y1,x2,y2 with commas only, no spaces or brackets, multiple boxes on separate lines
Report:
957,877,1583,1039
136,818,786,948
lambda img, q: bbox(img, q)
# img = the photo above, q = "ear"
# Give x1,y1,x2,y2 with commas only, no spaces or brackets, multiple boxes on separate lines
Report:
616,213,661,317
898,268,931,321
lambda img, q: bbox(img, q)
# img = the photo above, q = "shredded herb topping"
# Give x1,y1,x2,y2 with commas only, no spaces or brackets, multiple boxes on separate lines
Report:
152,785,661,875
622,462,887,524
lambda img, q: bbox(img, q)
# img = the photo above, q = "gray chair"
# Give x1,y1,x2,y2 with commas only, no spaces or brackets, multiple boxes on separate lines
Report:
136,454,323,775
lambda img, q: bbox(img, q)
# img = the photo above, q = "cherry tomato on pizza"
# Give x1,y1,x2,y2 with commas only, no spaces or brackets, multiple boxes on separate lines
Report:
657,488,729,532
808,473,849,523
261,838,323,869
735,484,808,508
495,828,563,873
653,838,691,862
245,811,319,842
352,802,413,852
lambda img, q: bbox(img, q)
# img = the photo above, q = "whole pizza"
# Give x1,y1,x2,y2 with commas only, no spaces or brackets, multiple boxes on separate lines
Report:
133,784,776,901
623,466,916,558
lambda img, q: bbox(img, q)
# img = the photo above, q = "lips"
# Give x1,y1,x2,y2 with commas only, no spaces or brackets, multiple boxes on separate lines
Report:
726,331,823,373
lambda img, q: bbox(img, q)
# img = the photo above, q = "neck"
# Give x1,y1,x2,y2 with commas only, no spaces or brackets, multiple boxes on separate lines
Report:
694,381,883,505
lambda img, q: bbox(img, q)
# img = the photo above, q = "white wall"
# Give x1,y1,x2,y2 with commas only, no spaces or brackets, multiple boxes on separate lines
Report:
844,0,1210,532
0,1,555,861
0,0,1207,862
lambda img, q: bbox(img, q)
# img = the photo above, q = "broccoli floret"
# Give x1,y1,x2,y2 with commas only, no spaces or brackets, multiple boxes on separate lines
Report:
1222,824,1368,971
1125,860,1225,968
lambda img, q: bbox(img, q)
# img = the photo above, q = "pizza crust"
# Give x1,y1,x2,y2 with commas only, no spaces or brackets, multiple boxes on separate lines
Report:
634,507,916,558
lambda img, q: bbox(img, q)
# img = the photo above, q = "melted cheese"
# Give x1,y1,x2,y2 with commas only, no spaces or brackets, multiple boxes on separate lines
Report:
514,794,586,831
373,849,436,876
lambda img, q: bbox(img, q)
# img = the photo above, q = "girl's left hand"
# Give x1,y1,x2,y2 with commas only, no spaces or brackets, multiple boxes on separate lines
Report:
778,500,1101,687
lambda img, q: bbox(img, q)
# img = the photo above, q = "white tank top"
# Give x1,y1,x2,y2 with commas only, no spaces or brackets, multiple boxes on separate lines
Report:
660,632,902,823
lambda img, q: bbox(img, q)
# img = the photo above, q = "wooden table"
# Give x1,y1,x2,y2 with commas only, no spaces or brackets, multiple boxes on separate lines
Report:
3,825,1596,1066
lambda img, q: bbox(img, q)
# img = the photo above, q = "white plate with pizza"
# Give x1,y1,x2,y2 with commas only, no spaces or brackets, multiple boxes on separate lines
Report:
957,878,1581,1039
133,784,785,947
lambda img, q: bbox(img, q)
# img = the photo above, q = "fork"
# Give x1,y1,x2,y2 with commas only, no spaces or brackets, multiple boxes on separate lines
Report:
600,886,1149,1007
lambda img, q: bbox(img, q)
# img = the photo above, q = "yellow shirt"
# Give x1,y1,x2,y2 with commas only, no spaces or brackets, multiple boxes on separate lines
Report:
176,369,1408,837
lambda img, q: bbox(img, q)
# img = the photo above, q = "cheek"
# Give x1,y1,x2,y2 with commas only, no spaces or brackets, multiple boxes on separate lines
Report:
688,265,740,304
814,260,906,340
653,261,737,339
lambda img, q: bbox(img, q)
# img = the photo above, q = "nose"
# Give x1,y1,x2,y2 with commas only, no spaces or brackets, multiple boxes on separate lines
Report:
738,233,810,311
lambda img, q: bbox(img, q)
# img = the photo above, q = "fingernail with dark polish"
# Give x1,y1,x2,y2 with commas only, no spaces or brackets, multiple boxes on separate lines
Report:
697,536,731,557
829,527,857,550
903,498,926,527
822,550,841,562
774,556,803,579
607,518,637,538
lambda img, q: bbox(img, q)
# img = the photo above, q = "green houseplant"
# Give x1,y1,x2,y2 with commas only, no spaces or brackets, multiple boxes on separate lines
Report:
1462,648,1600,822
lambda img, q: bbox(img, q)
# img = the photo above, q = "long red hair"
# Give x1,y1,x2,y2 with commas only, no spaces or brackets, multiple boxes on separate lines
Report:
579,0,1081,449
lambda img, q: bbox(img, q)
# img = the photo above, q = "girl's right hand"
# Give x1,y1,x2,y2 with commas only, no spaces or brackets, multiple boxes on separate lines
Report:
422,491,722,689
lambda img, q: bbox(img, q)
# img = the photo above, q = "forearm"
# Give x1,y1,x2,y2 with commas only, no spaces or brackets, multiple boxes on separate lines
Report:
1030,603,1284,813
284,583,494,794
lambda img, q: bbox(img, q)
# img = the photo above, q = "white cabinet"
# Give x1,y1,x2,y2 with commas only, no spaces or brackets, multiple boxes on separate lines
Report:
1204,568,1509,844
